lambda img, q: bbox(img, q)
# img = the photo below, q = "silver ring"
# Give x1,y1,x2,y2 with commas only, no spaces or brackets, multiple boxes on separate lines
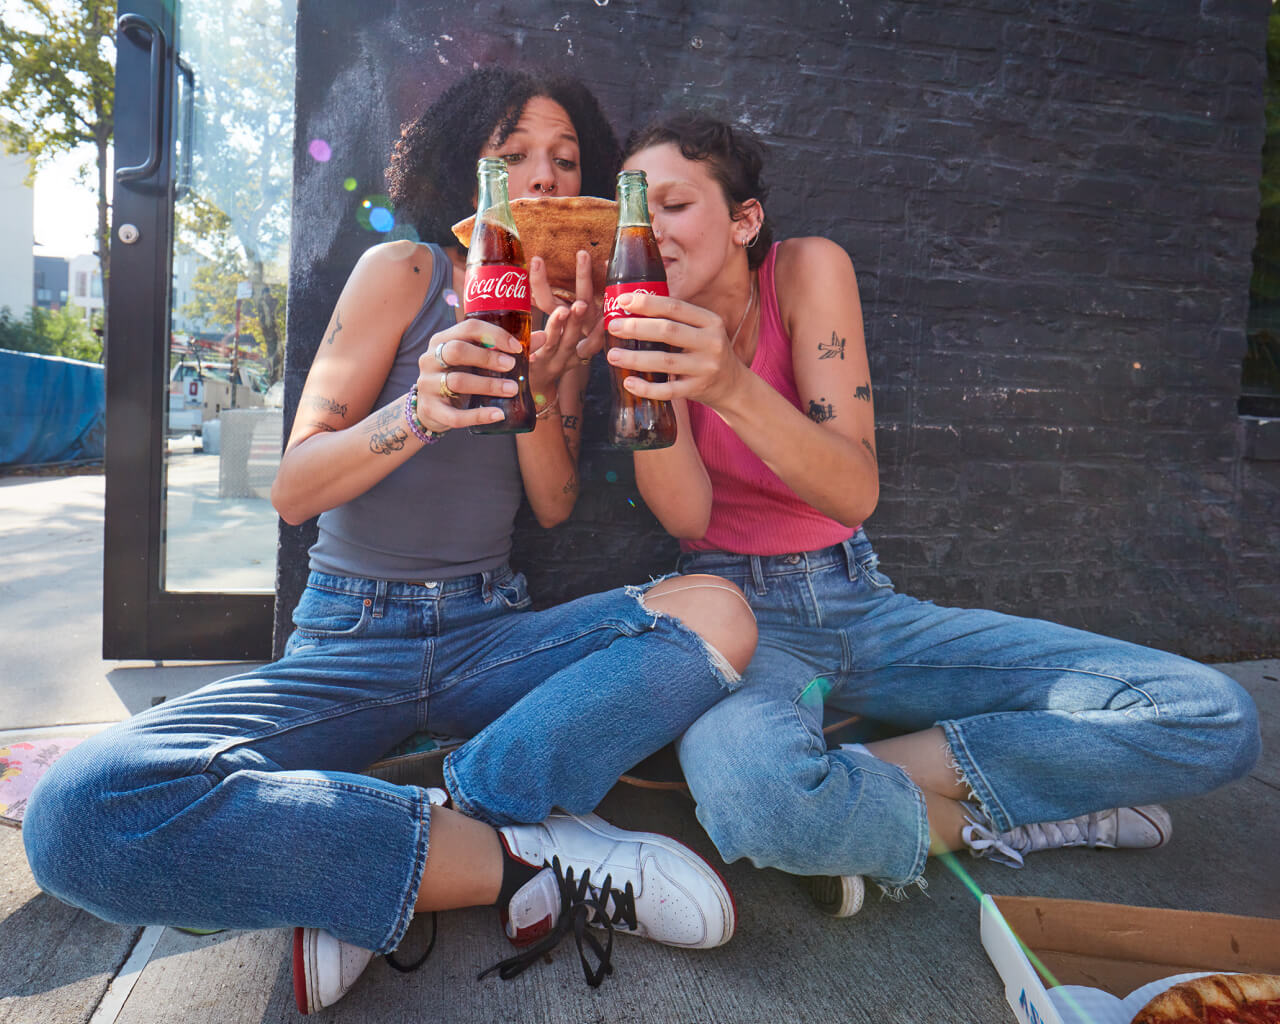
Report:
433,342,450,370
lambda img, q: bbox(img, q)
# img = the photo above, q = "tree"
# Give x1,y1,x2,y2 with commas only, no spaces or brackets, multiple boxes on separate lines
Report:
0,0,115,345
0,304,101,362
175,0,294,383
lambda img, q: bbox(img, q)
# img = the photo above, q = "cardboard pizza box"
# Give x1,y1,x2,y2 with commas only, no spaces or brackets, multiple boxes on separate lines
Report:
981,894,1280,1024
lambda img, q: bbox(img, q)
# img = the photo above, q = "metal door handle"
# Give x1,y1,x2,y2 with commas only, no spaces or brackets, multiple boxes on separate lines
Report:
115,13,166,182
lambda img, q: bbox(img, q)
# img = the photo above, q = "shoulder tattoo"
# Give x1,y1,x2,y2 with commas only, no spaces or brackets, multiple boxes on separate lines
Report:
819,330,845,360
808,398,836,423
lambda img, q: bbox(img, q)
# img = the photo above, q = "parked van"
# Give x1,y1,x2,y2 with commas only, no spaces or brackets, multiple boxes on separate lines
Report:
168,360,266,437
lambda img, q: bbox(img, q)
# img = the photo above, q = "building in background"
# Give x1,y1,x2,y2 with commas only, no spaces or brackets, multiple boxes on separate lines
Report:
67,253,103,324
0,140,35,317
33,254,69,310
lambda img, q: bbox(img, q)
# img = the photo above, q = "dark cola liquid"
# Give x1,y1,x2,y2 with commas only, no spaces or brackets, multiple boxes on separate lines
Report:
606,225,677,450
466,219,535,434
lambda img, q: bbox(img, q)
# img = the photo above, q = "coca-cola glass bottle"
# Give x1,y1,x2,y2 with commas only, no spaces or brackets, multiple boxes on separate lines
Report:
464,157,535,434
602,169,678,449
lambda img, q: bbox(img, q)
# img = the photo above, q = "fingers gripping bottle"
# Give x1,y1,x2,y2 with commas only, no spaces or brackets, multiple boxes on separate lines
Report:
464,157,535,434
603,169,678,450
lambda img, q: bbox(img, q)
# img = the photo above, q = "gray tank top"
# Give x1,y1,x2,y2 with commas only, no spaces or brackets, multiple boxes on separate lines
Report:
309,244,523,580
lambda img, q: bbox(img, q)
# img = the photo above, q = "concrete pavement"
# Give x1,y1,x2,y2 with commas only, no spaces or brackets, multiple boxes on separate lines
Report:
1,469,1276,1023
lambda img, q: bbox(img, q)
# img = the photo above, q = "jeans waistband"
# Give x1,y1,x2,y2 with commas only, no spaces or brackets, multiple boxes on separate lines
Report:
677,530,872,588
306,566,514,601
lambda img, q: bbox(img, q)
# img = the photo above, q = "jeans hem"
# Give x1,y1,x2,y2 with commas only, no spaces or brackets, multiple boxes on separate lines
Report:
377,789,433,954
939,718,1012,833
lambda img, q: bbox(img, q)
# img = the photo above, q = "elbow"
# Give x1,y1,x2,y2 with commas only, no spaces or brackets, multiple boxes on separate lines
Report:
270,481,310,527
837,477,879,529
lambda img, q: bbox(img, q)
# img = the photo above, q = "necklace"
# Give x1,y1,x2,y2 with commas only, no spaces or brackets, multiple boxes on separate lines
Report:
728,276,756,353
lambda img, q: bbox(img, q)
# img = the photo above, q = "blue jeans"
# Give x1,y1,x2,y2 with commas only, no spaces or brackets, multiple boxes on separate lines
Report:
23,568,739,953
675,531,1260,891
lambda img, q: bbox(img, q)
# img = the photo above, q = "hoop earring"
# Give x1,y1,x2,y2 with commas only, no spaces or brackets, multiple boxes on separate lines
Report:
744,228,762,249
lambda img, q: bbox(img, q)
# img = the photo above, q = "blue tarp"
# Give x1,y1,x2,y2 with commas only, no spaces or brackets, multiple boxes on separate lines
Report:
0,349,106,467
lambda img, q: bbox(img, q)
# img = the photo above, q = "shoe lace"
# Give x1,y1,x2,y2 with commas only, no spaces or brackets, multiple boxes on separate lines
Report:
383,912,437,973
479,855,635,988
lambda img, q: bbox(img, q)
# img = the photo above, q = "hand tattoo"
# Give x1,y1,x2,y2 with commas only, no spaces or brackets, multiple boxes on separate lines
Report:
819,331,845,360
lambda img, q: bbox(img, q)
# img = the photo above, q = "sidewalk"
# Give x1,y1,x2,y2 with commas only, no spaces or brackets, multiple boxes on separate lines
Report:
1,470,1276,1023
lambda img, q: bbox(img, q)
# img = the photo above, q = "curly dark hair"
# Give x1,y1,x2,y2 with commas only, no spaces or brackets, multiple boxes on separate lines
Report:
623,113,773,269
386,68,621,245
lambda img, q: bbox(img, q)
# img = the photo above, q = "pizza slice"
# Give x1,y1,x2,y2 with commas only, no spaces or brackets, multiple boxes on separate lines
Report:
1131,973,1280,1024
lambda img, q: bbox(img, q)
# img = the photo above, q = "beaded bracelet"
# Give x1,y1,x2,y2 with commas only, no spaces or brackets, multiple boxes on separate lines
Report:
535,394,560,420
404,385,444,445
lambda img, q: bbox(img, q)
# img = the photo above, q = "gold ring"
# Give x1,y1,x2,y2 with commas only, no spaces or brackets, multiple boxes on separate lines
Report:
434,343,450,370
439,373,458,400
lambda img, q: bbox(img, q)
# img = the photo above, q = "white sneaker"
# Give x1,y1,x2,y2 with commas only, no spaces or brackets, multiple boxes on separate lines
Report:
292,927,374,1014
498,811,736,950
962,804,1173,868
809,873,866,918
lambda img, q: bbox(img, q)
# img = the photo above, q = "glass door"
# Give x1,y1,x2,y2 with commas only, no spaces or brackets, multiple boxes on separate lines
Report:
104,0,295,659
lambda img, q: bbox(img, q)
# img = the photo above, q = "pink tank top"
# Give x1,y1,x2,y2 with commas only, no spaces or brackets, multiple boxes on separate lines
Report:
682,243,858,555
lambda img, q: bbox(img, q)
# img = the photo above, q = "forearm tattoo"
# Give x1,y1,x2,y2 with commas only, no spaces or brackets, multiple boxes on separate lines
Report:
563,473,579,496
862,438,876,457
307,395,348,418
368,404,408,454
323,308,344,346
561,413,580,432
808,398,836,423
819,330,845,360
854,382,871,402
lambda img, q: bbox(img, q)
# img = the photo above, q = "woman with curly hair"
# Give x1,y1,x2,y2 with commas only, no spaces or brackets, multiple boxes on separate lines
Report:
23,72,755,1014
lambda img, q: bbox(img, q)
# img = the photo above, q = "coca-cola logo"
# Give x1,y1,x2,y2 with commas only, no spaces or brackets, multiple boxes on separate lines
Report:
603,281,669,331
465,265,530,313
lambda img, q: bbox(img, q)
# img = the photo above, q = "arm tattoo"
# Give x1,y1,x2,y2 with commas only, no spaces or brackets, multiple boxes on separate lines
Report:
368,404,408,454
808,398,836,423
862,438,876,457
311,422,337,433
818,331,845,360
306,395,348,418
561,413,580,432
323,308,344,345
563,473,579,496
854,382,871,402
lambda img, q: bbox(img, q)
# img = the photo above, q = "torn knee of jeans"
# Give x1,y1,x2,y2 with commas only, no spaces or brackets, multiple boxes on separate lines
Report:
625,581,743,691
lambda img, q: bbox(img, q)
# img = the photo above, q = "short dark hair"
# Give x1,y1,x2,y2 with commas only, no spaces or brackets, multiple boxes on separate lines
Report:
386,68,621,245
623,113,773,268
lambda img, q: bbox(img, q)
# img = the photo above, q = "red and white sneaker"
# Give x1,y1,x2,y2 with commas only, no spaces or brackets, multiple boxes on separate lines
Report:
292,927,374,1014
498,810,735,950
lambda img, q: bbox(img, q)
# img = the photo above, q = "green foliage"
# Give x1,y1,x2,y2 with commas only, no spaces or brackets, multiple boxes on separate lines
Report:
0,0,117,324
0,305,102,363
1247,3,1280,394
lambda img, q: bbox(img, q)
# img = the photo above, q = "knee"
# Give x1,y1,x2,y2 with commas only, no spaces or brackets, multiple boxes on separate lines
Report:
643,574,757,673
1156,663,1261,790
22,747,104,900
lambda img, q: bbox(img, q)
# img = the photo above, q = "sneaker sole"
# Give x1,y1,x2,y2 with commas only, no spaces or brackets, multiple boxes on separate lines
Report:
292,927,315,1015
809,875,865,918
571,812,737,948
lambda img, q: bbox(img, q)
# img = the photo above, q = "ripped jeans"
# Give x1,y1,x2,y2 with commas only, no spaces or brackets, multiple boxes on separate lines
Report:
675,530,1260,892
23,567,739,953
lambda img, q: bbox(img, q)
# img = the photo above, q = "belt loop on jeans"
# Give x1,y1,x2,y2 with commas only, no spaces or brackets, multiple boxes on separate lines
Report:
748,554,767,596
840,538,858,582
481,568,494,602
371,579,388,617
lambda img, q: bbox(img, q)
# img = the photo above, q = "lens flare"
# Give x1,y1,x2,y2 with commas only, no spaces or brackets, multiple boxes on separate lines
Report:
356,195,395,233
343,177,358,192
308,138,332,162
443,290,459,308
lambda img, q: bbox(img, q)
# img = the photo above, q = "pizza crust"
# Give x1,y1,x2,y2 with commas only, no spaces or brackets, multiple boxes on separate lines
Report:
1130,973,1280,1023
452,196,618,296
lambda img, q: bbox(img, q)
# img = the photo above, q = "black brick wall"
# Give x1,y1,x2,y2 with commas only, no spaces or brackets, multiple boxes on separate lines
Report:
279,0,1279,661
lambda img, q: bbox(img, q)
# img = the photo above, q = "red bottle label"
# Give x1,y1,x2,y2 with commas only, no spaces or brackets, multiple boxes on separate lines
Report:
464,265,530,314
603,281,669,333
